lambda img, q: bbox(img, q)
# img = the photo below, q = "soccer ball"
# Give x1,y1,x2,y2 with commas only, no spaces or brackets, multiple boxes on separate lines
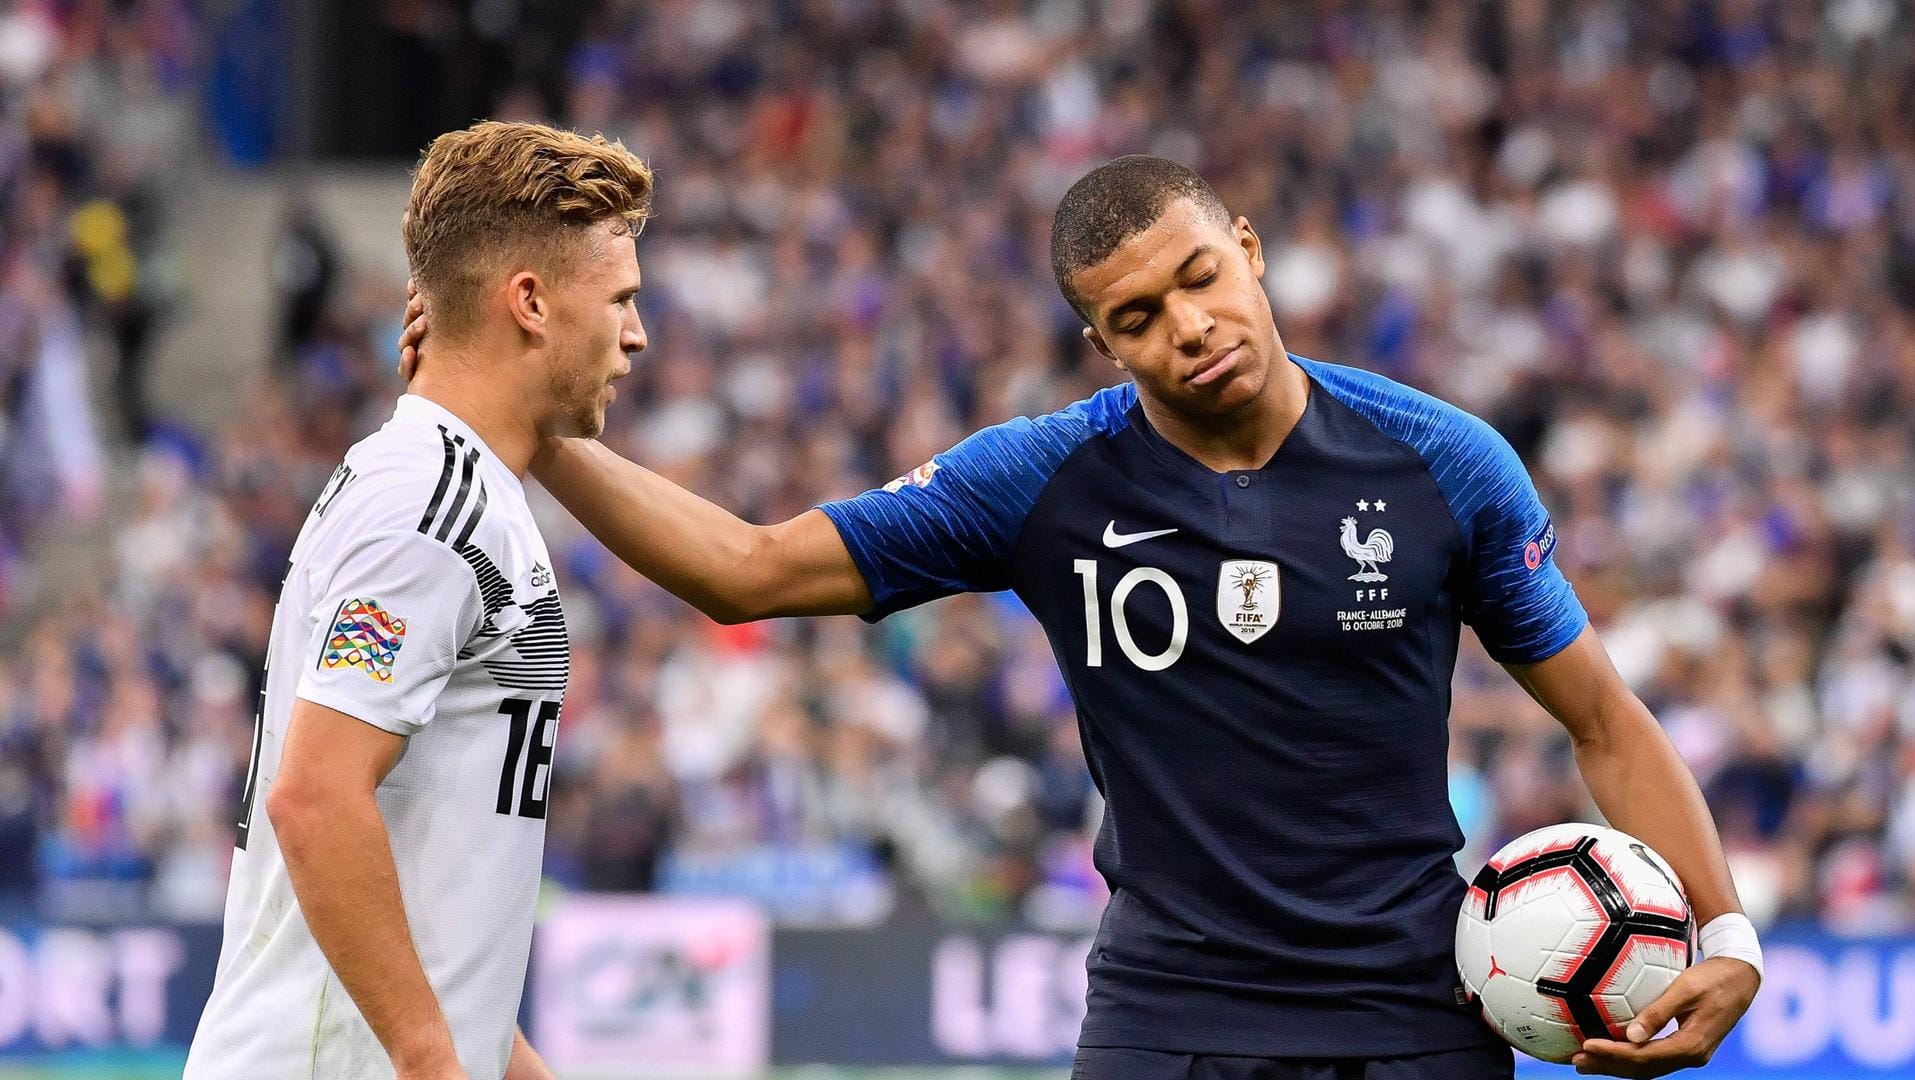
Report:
1455,823,1693,1063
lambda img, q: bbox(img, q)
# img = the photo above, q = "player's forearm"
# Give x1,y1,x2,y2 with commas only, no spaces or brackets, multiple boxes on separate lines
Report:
533,438,770,620
1506,629,1743,927
1567,699,1743,926
534,439,873,621
268,783,458,1074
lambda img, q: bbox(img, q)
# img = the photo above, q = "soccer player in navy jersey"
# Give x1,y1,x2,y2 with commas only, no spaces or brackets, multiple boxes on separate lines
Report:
400,156,1758,1078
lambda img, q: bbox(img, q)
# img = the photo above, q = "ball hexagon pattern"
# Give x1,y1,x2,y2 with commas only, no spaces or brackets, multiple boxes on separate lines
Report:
1456,824,1694,1064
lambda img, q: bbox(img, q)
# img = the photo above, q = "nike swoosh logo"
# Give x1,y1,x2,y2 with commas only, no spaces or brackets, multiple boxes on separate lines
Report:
1103,522,1179,548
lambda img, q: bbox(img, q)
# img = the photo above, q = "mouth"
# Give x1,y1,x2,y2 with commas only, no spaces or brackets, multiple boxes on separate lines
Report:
1188,346,1241,387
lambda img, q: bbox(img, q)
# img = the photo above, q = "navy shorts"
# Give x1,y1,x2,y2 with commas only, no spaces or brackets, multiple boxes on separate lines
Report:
1070,1044,1515,1080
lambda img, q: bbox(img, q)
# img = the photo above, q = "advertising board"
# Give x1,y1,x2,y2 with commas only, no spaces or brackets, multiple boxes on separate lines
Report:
533,895,772,1077
0,914,1904,1080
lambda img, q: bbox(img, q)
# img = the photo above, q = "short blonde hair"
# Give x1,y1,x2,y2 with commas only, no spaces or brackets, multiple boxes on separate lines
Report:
403,120,654,336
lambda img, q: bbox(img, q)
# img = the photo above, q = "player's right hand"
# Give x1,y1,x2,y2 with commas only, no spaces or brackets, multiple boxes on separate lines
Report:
397,279,427,380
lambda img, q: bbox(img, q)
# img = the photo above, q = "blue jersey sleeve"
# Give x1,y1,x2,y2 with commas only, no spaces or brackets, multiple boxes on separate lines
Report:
818,384,1135,620
1299,358,1587,664
1439,419,1586,663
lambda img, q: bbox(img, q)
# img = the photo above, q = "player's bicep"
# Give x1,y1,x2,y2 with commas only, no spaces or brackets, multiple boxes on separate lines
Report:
1501,626,1618,744
275,697,409,805
295,531,483,735
755,509,874,618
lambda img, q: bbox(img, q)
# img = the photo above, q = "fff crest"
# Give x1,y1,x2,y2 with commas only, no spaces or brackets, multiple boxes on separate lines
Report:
1217,559,1280,643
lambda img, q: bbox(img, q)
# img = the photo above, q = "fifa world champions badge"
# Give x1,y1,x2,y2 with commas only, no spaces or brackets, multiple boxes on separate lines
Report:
320,598,408,682
1217,560,1279,643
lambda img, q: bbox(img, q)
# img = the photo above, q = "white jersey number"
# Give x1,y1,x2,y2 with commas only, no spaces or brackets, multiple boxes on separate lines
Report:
1073,559,1188,671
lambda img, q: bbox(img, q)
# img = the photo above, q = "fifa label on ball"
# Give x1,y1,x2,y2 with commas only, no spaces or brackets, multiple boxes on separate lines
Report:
1455,824,1693,1064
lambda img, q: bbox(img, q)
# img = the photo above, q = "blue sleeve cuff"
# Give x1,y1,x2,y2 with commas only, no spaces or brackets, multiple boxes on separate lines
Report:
817,500,912,622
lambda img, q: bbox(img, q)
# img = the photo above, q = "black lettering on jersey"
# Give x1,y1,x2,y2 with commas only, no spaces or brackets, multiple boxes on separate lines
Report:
236,558,294,849
313,463,355,518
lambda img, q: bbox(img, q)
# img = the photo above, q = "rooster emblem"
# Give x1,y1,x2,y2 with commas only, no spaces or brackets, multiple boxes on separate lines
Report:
1340,516,1394,582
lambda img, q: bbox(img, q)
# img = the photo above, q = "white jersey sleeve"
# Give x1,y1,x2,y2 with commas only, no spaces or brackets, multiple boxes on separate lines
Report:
294,529,484,736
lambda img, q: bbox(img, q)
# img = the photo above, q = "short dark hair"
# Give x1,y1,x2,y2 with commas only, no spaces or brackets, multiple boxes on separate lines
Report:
1050,155,1232,323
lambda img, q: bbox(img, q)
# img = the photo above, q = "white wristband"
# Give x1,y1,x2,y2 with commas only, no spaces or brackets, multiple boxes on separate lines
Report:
1698,912,1763,979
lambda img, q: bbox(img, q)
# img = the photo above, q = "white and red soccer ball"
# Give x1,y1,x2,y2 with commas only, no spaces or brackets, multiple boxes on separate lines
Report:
1456,824,1694,1063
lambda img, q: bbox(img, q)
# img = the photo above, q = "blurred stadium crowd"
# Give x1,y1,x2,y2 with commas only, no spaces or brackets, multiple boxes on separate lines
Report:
4,0,1915,935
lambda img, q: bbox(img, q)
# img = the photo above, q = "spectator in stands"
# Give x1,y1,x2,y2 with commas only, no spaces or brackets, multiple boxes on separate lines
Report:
6,1,1914,931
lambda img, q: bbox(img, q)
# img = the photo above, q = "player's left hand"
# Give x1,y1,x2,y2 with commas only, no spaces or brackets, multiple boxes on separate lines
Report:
1571,956,1759,1077
398,279,427,380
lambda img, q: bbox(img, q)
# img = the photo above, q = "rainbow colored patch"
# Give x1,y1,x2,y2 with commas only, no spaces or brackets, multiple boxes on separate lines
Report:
320,598,408,682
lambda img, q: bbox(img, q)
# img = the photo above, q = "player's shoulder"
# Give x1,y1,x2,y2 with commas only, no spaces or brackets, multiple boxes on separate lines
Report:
1295,355,1512,467
1035,380,1137,440
314,401,502,550
1297,355,1535,535
944,381,1137,470
854,382,1137,537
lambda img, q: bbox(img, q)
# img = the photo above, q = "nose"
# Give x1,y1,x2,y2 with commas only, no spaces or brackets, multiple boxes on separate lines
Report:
623,315,648,357
1165,293,1212,353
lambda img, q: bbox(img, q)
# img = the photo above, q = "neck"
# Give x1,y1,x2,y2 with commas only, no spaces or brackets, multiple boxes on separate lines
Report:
1140,353,1309,472
407,347,541,477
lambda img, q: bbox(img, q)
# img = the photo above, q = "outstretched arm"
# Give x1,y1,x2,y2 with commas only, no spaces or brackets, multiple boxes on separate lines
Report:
398,279,871,623
531,438,872,622
1504,626,1759,1077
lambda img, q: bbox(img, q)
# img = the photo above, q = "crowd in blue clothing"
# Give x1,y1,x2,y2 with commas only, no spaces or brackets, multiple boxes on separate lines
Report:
3,1,1914,931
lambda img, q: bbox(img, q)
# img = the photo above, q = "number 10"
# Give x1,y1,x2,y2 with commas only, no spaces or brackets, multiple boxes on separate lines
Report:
1073,559,1188,671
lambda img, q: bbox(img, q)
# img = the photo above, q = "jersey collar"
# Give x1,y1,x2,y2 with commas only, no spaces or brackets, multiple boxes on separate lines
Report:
1127,365,1319,476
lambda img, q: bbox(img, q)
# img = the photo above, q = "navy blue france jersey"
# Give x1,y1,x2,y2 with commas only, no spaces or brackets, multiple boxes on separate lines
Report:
818,356,1588,1058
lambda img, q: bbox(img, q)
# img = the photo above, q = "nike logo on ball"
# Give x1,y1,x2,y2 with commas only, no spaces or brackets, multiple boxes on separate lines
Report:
1102,522,1179,548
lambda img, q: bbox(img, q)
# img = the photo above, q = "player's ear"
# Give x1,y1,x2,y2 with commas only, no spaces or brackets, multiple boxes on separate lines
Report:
1083,325,1125,371
1235,216,1265,279
506,270,548,340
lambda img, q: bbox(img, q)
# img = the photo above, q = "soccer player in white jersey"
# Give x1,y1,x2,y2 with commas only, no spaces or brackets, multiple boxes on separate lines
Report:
185,122,651,1080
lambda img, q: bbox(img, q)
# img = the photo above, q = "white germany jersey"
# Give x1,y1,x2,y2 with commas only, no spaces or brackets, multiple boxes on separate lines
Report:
186,394,567,1080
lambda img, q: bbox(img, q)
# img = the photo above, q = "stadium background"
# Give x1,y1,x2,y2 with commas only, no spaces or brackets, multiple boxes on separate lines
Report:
0,0,1911,1076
